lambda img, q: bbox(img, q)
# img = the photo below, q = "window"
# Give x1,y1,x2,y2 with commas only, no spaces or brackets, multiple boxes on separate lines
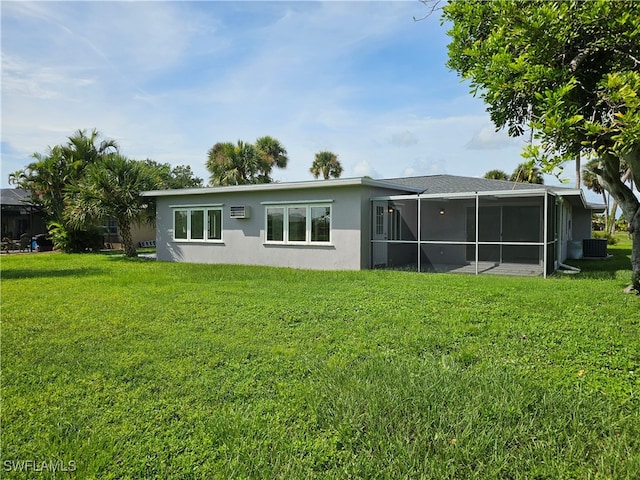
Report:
311,206,330,242
375,205,384,236
174,210,188,240
267,207,284,241
288,207,307,242
191,210,204,240
173,207,223,241
208,209,222,240
265,203,332,244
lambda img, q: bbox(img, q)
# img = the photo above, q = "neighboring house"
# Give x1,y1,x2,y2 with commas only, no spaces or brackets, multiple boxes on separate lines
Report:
0,188,47,241
0,188,154,250
142,175,604,277
102,219,156,249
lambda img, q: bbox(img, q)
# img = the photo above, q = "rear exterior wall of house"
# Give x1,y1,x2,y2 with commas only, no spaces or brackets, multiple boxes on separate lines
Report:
154,184,402,270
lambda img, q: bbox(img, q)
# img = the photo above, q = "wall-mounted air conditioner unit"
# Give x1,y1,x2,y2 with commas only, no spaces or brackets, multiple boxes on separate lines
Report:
230,205,250,219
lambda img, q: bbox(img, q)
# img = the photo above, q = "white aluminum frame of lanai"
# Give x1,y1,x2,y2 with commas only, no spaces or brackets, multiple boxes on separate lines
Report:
370,189,559,277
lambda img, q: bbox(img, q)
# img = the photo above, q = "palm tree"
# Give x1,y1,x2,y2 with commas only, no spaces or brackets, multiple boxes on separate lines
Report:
62,128,119,167
310,151,343,180
483,169,509,181
510,161,544,184
206,141,256,186
9,145,69,223
67,154,159,257
207,137,288,186
255,136,288,183
582,158,610,229
9,129,119,223
9,129,121,252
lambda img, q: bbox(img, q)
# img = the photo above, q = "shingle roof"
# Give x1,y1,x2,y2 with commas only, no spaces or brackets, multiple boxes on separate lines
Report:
0,188,31,206
382,175,571,195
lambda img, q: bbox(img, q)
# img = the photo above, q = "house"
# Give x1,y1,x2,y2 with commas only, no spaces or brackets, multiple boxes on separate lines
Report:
142,175,604,276
0,188,47,242
0,188,154,251
102,219,156,250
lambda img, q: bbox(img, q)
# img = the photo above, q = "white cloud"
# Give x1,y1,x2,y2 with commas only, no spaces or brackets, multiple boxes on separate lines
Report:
466,124,520,150
389,131,418,147
2,54,95,100
0,1,533,190
352,160,379,178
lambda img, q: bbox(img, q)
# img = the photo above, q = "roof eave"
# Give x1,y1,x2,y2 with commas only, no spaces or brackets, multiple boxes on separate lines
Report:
142,177,422,197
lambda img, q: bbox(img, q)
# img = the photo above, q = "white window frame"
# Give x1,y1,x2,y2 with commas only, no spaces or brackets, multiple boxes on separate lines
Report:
172,206,224,242
263,203,332,245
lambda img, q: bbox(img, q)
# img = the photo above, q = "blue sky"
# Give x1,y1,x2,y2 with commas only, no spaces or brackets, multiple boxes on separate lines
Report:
2,1,572,191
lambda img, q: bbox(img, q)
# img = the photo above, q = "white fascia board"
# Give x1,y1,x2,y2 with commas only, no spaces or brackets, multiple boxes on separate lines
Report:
370,194,430,201
480,188,549,198
141,177,419,198
168,203,224,209
261,199,334,205
551,188,593,209
371,189,549,202
587,202,607,212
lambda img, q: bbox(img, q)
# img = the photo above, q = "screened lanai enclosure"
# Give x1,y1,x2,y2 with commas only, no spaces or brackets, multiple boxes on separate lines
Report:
371,190,558,277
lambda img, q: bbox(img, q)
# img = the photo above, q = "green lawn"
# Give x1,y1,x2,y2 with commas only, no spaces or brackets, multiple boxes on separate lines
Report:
1,239,639,479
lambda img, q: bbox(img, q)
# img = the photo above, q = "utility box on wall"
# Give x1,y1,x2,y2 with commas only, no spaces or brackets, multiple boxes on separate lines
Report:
230,205,250,219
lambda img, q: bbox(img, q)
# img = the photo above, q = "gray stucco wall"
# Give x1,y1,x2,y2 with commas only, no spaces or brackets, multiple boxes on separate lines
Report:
556,199,595,262
155,184,401,270
572,207,593,243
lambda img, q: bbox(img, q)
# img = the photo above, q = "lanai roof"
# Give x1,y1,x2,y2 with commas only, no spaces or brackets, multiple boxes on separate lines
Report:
383,174,568,194
382,175,604,210
0,188,31,207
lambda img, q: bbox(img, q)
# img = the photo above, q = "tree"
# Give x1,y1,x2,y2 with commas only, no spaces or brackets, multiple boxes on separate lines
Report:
510,161,544,185
143,160,203,189
67,154,159,257
62,128,118,167
206,137,288,186
582,159,610,230
483,169,508,181
310,151,343,180
9,129,119,223
9,129,120,252
442,0,640,291
168,165,203,189
9,145,68,224
206,141,258,186
583,158,634,235
255,136,289,183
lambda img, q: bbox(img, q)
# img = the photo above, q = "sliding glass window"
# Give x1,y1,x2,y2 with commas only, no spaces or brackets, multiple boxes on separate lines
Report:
264,203,332,244
173,207,223,242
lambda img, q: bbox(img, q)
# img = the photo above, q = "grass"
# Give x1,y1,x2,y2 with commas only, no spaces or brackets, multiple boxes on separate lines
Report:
1,238,639,479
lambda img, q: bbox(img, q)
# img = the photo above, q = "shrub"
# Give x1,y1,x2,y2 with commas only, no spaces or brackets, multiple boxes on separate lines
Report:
591,230,618,245
48,221,105,252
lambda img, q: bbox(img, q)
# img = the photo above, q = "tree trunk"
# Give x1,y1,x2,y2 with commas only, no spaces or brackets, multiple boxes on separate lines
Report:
608,169,633,235
630,212,640,293
602,191,609,231
597,152,640,292
118,220,138,258
607,201,618,236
